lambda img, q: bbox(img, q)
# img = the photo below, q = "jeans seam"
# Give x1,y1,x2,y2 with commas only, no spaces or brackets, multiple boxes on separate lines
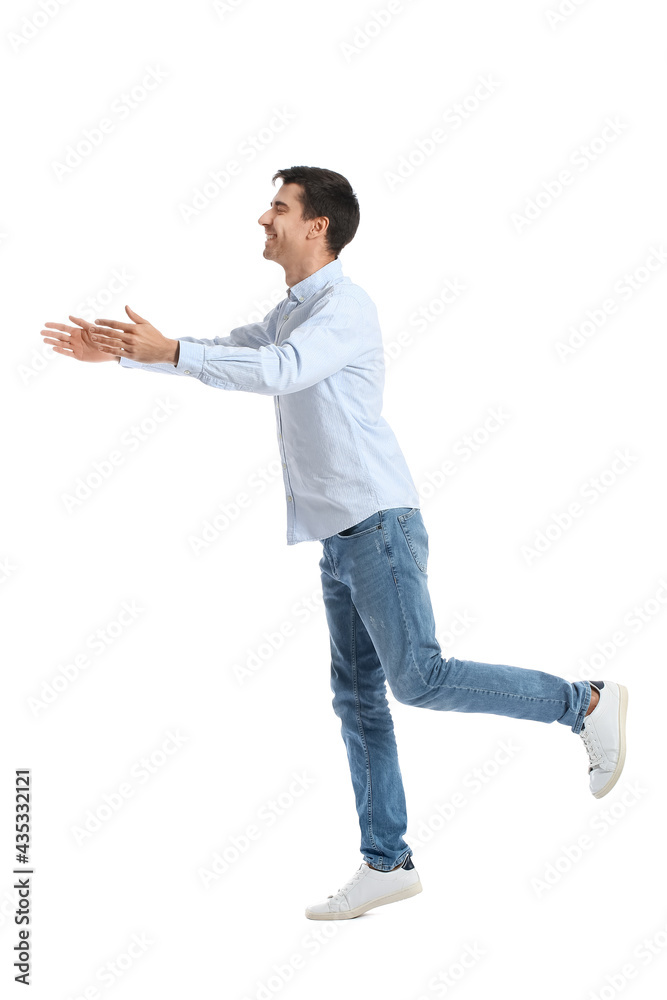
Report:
381,522,432,694
398,518,427,574
351,602,379,855
571,681,592,734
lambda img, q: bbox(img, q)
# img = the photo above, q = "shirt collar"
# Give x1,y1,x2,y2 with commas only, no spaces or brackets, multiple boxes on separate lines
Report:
287,257,342,303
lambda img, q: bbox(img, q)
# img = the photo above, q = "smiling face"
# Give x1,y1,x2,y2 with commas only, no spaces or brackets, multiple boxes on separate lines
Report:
257,182,330,273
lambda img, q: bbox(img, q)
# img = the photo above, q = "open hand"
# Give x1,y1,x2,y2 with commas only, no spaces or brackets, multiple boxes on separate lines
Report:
41,315,117,363
89,305,179,365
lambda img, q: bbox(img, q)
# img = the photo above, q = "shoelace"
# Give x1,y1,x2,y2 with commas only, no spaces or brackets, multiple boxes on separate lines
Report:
579,724,604,770
327,864,367,901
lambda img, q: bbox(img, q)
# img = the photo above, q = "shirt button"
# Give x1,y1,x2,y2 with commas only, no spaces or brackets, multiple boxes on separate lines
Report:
282,463,287,469
287,495,293,502
183,369,191,374
299,296,304,302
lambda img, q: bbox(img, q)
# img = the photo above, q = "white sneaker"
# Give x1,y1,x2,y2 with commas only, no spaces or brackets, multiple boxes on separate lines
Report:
305,855,422,920
579,680,628,798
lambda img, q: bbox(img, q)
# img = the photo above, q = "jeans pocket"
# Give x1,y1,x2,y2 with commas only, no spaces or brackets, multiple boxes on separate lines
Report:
336,511,382,538
397,508,428,573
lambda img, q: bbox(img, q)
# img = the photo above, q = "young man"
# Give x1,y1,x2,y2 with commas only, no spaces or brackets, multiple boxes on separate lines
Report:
42,165,628,921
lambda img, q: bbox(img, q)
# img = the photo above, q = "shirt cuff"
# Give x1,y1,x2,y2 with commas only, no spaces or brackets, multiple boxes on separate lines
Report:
175,340,206,377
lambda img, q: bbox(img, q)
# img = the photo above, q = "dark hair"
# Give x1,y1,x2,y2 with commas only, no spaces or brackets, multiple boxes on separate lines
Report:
271,166,360,257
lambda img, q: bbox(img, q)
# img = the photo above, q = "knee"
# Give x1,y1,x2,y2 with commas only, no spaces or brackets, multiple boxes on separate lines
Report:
388,678,424,708
388,665,442,707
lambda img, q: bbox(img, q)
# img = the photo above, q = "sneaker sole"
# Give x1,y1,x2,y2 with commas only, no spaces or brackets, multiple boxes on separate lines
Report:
593,683,628,799
305,879,423,920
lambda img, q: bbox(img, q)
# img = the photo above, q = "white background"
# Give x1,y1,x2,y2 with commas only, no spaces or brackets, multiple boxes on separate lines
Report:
2,0,666,997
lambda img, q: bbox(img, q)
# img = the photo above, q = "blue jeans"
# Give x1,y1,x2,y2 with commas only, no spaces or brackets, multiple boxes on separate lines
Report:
319,507,593,871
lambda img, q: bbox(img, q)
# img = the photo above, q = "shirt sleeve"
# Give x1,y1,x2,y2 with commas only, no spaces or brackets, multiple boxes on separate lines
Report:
118,307,278,375
173,293,366,395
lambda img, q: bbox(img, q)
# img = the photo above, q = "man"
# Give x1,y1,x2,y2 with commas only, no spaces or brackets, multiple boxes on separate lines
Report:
42,165,628,921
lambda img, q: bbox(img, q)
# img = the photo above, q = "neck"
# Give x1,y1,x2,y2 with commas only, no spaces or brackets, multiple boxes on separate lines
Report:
283,255,336,289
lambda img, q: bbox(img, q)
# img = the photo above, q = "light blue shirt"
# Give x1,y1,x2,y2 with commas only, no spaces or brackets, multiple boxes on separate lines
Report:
120,257,420,544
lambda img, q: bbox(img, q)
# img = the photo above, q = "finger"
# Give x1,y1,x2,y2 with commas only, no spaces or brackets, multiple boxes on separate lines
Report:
51,345,75,356
93,341,122,355
68,315,96,329
93,318,132,332
90,325,133,343
44,323,79,334
90,333,126,349
41,331,71,343
42,336,70,346
125,304,148,323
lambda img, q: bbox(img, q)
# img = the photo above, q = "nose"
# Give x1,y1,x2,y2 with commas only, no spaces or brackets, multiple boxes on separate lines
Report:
258,210,270,226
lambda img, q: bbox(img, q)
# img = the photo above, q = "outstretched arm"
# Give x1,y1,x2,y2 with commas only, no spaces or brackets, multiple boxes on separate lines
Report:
97,293,369,395
91,304,280,376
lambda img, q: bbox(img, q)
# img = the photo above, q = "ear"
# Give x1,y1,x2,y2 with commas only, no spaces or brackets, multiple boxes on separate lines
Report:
309,216,329,239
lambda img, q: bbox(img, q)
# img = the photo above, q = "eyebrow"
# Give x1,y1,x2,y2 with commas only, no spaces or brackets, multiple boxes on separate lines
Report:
271,199,289,209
